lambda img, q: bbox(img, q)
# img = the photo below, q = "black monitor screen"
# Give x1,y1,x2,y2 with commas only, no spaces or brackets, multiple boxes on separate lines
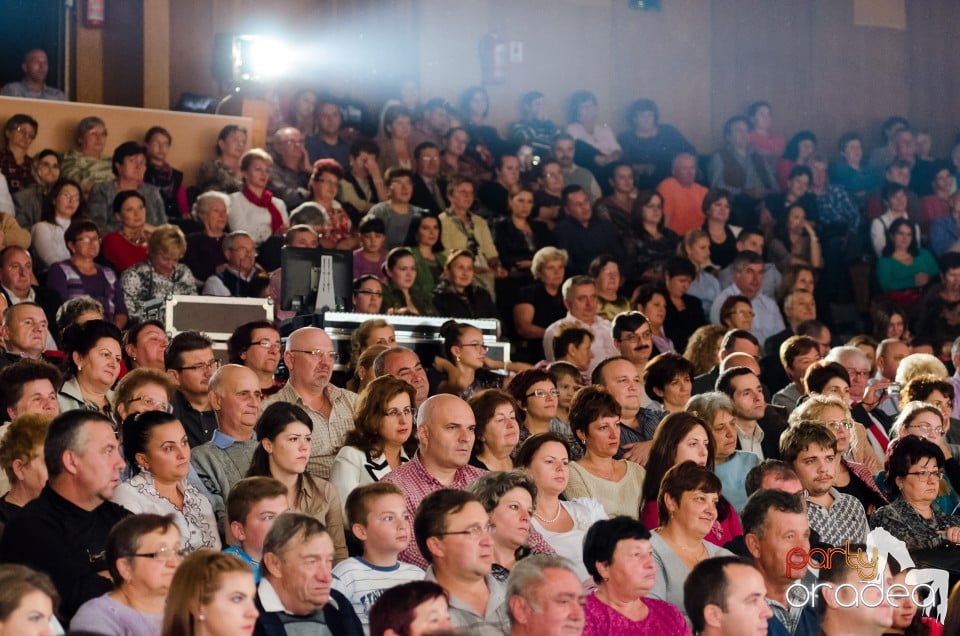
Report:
280,247,353,313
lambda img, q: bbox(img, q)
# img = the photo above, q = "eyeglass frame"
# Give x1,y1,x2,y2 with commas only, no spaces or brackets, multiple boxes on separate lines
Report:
248,339,282,352
905,469,944,480
124,396,173,413
129,547,188,562
526,389,560,399
435,522,496,541
384,407,415,418
175,359,220,372
288,349,339,361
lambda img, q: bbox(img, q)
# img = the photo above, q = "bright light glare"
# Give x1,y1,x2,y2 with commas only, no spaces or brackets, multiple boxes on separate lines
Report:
238,37,290,80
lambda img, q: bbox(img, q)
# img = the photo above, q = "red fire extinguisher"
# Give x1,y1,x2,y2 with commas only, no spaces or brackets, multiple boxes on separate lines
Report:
85,0,105,28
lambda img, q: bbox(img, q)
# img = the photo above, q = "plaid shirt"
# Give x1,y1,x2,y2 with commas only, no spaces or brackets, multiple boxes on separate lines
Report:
264,383,357,480
0,150,31,193
806,488,869,546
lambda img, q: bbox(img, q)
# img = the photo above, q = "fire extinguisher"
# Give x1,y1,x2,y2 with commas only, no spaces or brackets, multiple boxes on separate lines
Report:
479,33,507,85
85,0,105,28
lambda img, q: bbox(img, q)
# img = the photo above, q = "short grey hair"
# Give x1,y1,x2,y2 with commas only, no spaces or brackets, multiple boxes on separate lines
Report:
288,203,329,228
207,363,246,396
506,554,579,622
686,392,734,425
262,512,326,564
825,345,865,367
561,275,595,301
467,471,537,514
222,230,254,252
192,190,230,220
952,335,960,359
531,247,568,280
372,346,410,378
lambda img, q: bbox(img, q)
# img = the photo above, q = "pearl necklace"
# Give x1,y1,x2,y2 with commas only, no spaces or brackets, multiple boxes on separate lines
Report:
534,501,563,524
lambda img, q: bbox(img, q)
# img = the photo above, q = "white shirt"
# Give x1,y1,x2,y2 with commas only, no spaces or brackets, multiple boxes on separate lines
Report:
543,312,618,377
710,282,785,345
227,191,288,246
736,420,765,460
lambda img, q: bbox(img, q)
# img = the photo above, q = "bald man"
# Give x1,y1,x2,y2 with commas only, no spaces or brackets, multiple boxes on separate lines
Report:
264,327,357,479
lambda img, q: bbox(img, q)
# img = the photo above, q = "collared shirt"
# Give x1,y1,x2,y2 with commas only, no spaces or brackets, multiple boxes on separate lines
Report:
711,282,785,345
424,566,510,636
0,81,66,100
805,488,869,546
736,421,765,460
173,391,217,448
202,265,258,297
383,452,486,569
258,577,334,635
2,284,57,350
953,372,960,420
190,430,259,535
264,383,357,480
542,312,618,377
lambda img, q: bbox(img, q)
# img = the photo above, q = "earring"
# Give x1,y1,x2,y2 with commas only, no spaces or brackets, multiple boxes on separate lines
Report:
78,364,83,372
198,613,206,621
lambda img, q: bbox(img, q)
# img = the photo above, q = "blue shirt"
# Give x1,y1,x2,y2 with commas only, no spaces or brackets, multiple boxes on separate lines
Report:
224,545,261,582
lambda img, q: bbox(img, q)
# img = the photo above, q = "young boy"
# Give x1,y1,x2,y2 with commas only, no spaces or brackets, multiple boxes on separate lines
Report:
224,476,289,582
353,215,387,280
333,482,424,631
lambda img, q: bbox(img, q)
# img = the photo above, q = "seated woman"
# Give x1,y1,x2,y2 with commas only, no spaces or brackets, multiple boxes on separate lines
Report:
120,224,196,317
870,435,960,550
247,402,348,562
701,189,740,269
439,176,506,295
662,256,706,353
181,191,229,285
57,319,122,416
643,353,694,414
196,124,247,194
162,551,258,634
347,344,389,394
433,249,499,319
581,516,688,635
635,190,680,284
776,130,817,189
564,386,645,519
517,432,606,583
101,191,150,274
635,285,674,355
889,401,960,515
686,392,759,513
31,178,84,269
293,159,359,251
768,204,823,273
46,220,127,328
512,247,567,363
648,461,734,615
920,162,954,235
1,114,37,195
506,368,574,441
434,320,504,397
112,367,176,426
565,90,621,183
87,141,166,232
330,376,414,507
617,99,695,190
351,275,385,315
404,214,446,300
227,148,288,247
438,127,481,182
60,116,113,194
226,320,284,397
639,412,742,547
589,255,630,321
871,182,921,257
468,471,546,582
877,217,939,308
828,132,881,204
0,414,51,532
790,394,888,515
113,410,220,550
340,138,386,216
467,389,522,472
376,105,414,173
71,514,181,635
461,86,502,173
683,325,727,377
679,229,721,320
346,318,396,382
381,246,435,316
718,294,754,333
871,300,910,342
368,168,426,250
492,185,552,283
0,565,60,632
144,126,189,220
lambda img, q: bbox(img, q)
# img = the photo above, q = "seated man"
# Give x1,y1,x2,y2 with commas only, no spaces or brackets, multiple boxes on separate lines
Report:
817,544,894,636
762,290,817,364
553,186,621,277
0,246,61,346
770,336,821,414
202,231,264,297
552,134,601,203
268,127,311,210
0,302,56,368
0,358,60,421
593,356,657,465
711,251,785,345
414,488,510,635
505,554,585,636
542,275,618,377
256,512,363,634
0,49,66,100
692,329,760,396
0,411,128,620
409,142,445,215
716,230,781,300
305,100,350,170
780,421,869,546
717,365,785,461
167,331,219,448
373,346,431,409
708,116,776,227
683,556,773,636
507,91,560,161
659,152,708,236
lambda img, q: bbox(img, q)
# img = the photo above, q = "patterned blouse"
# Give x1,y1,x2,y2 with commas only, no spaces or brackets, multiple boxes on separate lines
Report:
120,261,197,319
111,471,221,552
869,496,960,551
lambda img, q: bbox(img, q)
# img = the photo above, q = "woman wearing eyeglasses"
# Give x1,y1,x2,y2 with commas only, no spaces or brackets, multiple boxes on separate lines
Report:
718,294,754,333
869,435,960,550
71,514,182,636
247,402,348,563
506,369,574,440
330,376,413,508
435,320,503,398
889,401,960,516
58,319,123,416
467,390,522,472
112,411,220,552
113,368,177,427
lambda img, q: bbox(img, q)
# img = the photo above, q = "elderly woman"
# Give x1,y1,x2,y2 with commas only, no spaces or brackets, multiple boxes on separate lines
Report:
687,392,760,513
564,386,645,518
648,462,733,615
227,148,288,246
643,353,694,414
789,394,888,515
404,214,446,299
1,114,38,194
467,389,522,472
433,249,499,319
60,116,113,194
377,104,414,172
513,246,567,363
330,376,414,506
468,471,544,581
439,176,506,295
112,367,176,425
112,411,220,551
71,514,182,635
101,191,150,274
0,564,60,634
31,178,85,269
87,141,166,232
120,224,196,317
870,436,960,550
639,412,742,546
57,319,122,416
516,432,606,582
196,124,247,194
0,414,51,533
718,294,754,332
247,402,347,562
382,246,435,316
46,220,127,327
890,401,960,515
182,191,230,285
582,516,688,635
589,255,630,321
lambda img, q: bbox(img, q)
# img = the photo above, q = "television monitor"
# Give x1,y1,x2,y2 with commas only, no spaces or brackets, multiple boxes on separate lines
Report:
280,247,353,314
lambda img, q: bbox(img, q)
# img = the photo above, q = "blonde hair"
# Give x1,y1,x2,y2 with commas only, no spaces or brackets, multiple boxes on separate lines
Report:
147,224,187,259
789,395,856,451
531,247,568,280
895,353,948,385
162,550,253,636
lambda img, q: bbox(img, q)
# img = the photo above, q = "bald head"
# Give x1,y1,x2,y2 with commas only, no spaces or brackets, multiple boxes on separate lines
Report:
417,394,476,473
208,364,262,438
284,327,335,393
720,352,760,376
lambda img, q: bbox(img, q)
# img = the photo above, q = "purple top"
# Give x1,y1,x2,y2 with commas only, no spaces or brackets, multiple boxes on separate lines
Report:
70,594,163,636
582,593,690,636
46,260,127,320
353,249,386,280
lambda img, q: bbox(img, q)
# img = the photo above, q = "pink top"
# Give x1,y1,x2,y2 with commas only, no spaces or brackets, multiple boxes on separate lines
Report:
748,130,785,157
582,593,690,636
640,500,743,548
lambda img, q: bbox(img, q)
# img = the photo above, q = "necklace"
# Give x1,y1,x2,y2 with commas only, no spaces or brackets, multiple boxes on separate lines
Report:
534,501,563,524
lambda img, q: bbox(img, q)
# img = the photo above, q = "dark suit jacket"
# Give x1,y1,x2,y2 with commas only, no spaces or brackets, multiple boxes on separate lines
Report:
692,367,720,395
735,404,789,460
410,175,444,215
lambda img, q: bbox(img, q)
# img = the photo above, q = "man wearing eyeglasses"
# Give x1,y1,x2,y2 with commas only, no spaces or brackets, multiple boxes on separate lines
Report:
202,231,262,298
826,345,892,466
711,250,785,346
267,127,311,210
167,331,219,448
264,326,357,480
415,488,510,636
542,275,618,377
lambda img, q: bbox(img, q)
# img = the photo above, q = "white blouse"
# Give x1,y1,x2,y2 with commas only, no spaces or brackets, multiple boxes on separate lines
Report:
532,497,607,583
329,445,409,511
227,191,288,245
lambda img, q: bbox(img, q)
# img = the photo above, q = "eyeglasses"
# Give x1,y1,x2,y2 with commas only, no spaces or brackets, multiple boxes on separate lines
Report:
177,359,220,372
907,424,944,436
905,469,944,481
458,342,488,351
844,369,870,378
824,420,855,431
14,126,36,140
731,310,755,318
384,407,415,418
618,332,652,343
125,396,172,413
130,547,188,562
437,522,496,541
354,290,383,298
250,340,282,352
289,349,339,361
73,235,100,244
526,389,560,399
